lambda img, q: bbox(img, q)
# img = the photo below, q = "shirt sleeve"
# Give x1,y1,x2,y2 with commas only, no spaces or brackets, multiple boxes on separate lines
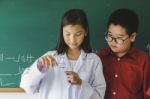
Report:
144,55,150,99
146,87,150,96
79,58,106,99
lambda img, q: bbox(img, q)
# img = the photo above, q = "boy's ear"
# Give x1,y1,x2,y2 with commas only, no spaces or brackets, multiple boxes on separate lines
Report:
130,32,137,42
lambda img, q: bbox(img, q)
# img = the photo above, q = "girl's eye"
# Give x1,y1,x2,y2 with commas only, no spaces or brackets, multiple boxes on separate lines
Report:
75,33,81,36
66,33,70,36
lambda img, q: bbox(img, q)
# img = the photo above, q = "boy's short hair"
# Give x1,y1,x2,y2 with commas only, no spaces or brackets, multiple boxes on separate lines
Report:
107,8,139,35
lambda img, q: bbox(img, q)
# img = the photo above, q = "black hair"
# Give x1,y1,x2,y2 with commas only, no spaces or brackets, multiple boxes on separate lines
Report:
107,8,139,35
55,9,92,54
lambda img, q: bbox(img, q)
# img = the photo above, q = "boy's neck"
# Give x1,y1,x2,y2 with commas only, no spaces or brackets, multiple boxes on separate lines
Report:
115,51,128,58
114,47,131,58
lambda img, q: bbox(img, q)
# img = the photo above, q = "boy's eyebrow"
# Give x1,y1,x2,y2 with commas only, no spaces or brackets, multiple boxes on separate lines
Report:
108,31,126,37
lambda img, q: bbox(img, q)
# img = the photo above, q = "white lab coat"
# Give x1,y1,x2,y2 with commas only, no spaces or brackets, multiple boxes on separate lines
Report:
20,50,106,99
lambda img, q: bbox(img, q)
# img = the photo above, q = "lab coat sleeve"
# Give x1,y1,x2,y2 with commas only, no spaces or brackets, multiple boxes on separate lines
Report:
20,60,46,94
20,51,57,94
79,58,106,99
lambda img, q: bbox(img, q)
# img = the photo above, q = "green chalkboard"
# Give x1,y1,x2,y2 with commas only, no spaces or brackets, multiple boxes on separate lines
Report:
0,0,150,89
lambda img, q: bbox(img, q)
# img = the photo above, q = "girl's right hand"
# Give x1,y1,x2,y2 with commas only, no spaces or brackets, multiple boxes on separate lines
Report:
37,55,58,71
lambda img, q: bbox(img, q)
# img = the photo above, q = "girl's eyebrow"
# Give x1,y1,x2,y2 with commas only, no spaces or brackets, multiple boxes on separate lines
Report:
64,31,70,33
64,30,82,34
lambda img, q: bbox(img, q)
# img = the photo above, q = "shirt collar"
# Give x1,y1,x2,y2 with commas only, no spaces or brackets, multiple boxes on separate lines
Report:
126,46,137,59
106,46,137,59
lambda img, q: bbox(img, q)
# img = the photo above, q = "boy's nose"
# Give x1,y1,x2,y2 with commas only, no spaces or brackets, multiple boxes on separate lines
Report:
110,39,116,44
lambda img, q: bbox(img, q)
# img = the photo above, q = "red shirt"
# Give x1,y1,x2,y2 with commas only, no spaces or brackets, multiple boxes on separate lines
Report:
146,87,150,96
97,47,150,99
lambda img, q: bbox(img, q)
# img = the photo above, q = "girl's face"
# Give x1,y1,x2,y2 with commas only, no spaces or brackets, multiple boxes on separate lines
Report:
107,24,136,56
63,24,86,51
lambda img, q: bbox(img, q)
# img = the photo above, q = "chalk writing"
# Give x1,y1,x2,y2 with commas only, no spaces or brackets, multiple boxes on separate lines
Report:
0,66,25,76
0,53,35,63
0,78,16,87
0,53,3,62
0,53,35,87
0,66,25,87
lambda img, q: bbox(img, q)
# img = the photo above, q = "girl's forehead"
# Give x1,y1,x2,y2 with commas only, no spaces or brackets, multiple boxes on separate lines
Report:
63,24,85,31
63,24,82,28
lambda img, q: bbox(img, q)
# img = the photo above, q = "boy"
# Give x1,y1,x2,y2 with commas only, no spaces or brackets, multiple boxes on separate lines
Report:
97,8,150,99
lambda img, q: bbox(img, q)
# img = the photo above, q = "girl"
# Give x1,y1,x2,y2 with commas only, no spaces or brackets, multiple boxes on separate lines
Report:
20,9,106,99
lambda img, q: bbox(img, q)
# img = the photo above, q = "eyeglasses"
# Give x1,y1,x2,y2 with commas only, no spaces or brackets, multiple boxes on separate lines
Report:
105,35,129,44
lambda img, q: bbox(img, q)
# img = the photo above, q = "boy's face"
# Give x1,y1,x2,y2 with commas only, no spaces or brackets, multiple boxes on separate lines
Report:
106,24,136,56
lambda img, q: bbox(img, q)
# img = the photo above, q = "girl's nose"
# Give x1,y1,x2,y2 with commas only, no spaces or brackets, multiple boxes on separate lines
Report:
70,36,76,43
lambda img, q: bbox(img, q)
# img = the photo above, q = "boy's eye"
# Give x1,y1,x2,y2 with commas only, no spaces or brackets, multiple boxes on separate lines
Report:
108,34,113,37
108,34,124,39
116,37,124,40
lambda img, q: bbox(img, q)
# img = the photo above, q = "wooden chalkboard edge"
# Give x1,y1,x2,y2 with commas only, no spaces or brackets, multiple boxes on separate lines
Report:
0,88,25,92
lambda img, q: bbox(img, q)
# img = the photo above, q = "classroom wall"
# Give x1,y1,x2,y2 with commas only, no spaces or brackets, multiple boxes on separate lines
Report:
0,93,39,99
0,0,150,98
1,0,150,90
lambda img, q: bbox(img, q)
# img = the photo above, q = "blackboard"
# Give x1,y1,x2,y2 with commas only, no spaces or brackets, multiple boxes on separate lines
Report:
0,0,149,91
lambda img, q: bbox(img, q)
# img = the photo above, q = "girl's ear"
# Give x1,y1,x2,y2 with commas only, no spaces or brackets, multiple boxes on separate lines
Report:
130,32,137,42
85,33,87,36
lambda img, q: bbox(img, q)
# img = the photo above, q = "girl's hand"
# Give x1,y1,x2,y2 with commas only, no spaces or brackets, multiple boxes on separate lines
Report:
65,71,82,86
37,55,58,71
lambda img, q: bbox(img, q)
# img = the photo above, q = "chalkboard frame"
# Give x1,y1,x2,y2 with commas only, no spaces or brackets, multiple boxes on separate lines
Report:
0,88,24,92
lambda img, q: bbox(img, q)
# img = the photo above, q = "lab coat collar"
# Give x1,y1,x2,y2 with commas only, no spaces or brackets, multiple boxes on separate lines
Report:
60,49,87,59
77,49,87,60
61,49,87,72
